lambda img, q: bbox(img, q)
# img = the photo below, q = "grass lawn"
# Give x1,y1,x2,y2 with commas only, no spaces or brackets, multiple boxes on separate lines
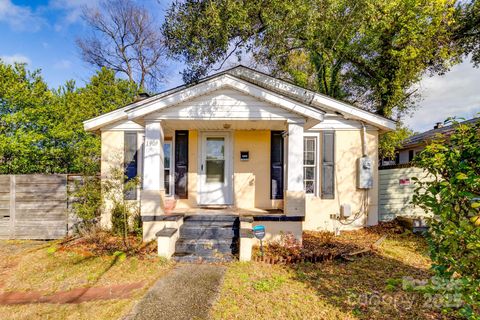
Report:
0,240,172,320
212,231,444,320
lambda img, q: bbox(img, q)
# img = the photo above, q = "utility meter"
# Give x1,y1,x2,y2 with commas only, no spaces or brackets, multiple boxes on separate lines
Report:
357,156,373,189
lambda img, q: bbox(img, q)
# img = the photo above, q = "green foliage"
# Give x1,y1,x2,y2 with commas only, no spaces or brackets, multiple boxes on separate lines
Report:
455,0,480,66
71,176,102,222
412,117,480,318
379,126,413,160
103,164,141,241
163,0,460,119
0,61,137,174
252,275,286,292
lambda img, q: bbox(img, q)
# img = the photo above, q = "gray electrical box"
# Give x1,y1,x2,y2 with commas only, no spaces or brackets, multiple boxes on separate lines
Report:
357,156,373,189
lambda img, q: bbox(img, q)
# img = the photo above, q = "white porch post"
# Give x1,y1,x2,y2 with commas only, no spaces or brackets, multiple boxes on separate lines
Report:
285,122,306,216
141,120,165,217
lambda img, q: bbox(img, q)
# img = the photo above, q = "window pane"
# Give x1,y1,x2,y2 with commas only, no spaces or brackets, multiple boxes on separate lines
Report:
164,169,170,194
303,137,317,194
306,139,315,151
206,160,225,183
163,143,171,168
304,151,315,165
305,180,315,194
206,138,224,160
304,167,315,180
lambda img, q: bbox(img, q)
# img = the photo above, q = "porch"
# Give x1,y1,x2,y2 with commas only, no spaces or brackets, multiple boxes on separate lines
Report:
140,118,309,225
168,206,284,216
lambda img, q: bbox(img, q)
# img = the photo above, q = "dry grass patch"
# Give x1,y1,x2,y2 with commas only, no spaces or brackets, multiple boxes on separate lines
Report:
213,231,446,320
0,240,172,320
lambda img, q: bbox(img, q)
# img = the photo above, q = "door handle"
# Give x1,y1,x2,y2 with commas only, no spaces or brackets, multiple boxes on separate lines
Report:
201,164,204,171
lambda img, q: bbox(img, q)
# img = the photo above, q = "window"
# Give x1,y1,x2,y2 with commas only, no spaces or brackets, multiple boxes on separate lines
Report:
270,131,284,199
124,132,138,200
408,150,414,162
164,142,173,196
303,137,317,194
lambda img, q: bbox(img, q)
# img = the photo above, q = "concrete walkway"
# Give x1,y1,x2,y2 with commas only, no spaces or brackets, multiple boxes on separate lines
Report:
124,264,226,320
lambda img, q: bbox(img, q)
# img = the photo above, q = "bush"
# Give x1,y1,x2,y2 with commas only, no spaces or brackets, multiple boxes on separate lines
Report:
413,117,480,318
71,175,102,221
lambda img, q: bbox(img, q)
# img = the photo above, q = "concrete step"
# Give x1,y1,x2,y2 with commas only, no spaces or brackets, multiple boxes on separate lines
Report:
183,215,240,225
172,252,235,263
181,220,238,228
175,238,238,254
179,226,239,239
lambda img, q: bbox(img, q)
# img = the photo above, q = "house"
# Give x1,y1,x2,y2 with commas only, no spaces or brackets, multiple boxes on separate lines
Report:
395,117,480,165
84,66,395,261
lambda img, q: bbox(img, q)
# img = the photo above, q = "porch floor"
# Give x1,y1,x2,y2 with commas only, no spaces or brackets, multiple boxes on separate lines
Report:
169,207,283,217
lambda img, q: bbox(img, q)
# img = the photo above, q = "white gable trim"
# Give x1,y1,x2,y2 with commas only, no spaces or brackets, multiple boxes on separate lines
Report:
229,67,396,131
126,74,324,123
145,88,306,123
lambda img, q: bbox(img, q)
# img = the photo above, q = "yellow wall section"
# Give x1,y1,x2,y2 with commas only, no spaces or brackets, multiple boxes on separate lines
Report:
303,129,379,231
100,130,125,228
101,130,124,179
233,130,272,209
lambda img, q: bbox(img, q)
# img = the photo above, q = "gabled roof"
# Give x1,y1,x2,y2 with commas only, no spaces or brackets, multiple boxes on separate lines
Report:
84,65,396,132
400,117,480,149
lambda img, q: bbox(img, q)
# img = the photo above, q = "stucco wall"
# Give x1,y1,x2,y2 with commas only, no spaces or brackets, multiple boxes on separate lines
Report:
233,130,280,209
176,129,280,210
303,129,379,232
100,130,125,228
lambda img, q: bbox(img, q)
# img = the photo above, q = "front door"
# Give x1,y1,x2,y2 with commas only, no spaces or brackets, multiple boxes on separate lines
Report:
199,132,232,205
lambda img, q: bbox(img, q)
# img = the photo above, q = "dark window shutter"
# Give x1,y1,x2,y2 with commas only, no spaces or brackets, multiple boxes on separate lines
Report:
321,131,335,199
271,131,284,199
175,130,188,199
124,132,137,200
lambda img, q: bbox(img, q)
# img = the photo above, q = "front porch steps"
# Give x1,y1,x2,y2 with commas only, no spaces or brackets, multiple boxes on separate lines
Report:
172,215,240,263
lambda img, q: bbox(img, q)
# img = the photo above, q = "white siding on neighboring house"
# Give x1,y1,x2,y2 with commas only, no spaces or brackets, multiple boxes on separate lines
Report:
398,147,424,164
378,167,432,221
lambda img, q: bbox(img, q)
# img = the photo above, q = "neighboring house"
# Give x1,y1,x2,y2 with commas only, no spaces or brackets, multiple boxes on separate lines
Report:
395,117,480,165
378,117,479,223
84,66,395,261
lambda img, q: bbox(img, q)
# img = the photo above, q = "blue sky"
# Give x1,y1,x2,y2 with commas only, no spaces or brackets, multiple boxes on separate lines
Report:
0,0,479,132
0,0,184,90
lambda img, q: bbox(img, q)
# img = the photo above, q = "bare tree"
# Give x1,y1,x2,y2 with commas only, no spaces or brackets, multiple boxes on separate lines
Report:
77,0,166,91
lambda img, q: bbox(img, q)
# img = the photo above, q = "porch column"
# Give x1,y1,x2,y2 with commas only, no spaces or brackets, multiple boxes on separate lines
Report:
141,120,165,217
285,122,306,216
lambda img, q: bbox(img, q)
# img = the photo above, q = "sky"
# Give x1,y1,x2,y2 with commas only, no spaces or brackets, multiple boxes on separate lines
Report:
0,0,479,132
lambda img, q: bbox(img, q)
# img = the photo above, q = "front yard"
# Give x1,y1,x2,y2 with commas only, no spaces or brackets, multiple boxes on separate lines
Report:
0,239,172,320
0,226,445,320
212,229,442,320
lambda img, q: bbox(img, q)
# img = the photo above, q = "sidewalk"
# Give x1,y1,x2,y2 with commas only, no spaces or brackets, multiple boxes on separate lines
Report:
123,264,226,320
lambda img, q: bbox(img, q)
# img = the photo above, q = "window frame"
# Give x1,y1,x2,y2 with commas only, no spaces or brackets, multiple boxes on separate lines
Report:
124,131,139,200
303,133,319,196
164,140,174,196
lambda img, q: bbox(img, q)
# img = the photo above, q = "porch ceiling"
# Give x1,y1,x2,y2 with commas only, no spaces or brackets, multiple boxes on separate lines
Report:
162,119,287,135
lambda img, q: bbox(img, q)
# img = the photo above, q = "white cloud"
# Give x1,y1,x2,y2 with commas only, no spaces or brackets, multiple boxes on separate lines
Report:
0,0,44,31
0,54,31,65
405,61,480,132
48,0,99,31
54,59,72,69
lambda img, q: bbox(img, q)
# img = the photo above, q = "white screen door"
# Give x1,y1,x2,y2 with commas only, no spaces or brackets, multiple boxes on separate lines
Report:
199,132,232,205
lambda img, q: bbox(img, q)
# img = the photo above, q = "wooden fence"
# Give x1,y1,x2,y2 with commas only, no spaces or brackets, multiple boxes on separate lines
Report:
378,167,432,221
0,174,82,240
